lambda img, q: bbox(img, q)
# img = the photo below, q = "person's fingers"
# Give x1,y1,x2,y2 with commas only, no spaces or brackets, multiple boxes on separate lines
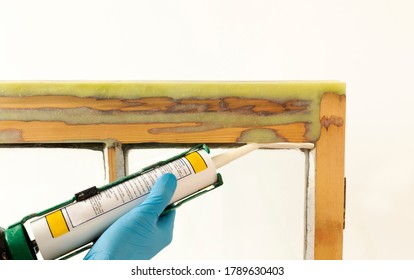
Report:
137,173,177,217
157,209,176,245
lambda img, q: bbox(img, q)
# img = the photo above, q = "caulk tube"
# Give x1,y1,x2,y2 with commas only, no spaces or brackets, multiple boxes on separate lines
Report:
29,142,313,260
30,148,217,260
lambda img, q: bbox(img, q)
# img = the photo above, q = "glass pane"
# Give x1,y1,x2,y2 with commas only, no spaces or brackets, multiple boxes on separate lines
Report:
127,145,307,260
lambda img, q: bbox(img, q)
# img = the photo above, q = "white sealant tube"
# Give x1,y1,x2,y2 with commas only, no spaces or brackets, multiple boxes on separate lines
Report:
29,142,314,260
30,148,217,260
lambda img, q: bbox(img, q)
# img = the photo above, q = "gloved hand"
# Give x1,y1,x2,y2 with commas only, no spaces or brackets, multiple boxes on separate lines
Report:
84,173,177,260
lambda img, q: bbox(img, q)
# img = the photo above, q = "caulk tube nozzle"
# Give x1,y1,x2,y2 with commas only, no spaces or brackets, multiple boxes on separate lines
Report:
211,142,315,169
212,143,260,169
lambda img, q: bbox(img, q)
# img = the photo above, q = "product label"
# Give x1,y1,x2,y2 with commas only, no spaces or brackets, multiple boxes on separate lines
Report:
45,210,69,238
45,151,208,238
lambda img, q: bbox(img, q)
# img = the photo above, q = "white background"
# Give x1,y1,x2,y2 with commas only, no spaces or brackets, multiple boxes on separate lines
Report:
1,0,414,259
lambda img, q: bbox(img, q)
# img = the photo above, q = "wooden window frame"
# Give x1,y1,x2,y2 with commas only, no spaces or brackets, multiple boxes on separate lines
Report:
0,81,346,259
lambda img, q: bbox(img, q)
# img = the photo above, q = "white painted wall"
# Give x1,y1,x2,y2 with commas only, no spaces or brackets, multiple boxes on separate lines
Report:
1,0,414,259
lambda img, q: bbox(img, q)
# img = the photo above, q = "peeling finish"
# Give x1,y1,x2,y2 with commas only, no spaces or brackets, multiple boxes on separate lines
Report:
0,114,311,142
321,115,344,130
0,82,346,144
237,128,286,143
172,97,310,115
0,129,23,142
0,96,311,116
148,123,214,134
0,107,318,139
0,107,312,125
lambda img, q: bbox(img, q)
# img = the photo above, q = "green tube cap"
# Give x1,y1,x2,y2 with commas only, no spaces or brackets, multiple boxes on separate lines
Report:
4,224,36,260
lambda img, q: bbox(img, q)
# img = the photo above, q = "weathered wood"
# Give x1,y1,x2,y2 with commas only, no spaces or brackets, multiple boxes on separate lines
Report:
0,95,309,114
314,92,346,259
106,142,125,182
0,81,346,259
0,121,308,144
0,82,345,144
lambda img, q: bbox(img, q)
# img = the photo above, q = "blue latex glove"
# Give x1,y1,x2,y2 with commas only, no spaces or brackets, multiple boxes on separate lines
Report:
84,173,177,260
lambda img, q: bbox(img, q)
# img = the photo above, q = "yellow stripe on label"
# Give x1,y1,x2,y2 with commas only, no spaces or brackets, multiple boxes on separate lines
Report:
46,210,69,238
185,152,207,173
